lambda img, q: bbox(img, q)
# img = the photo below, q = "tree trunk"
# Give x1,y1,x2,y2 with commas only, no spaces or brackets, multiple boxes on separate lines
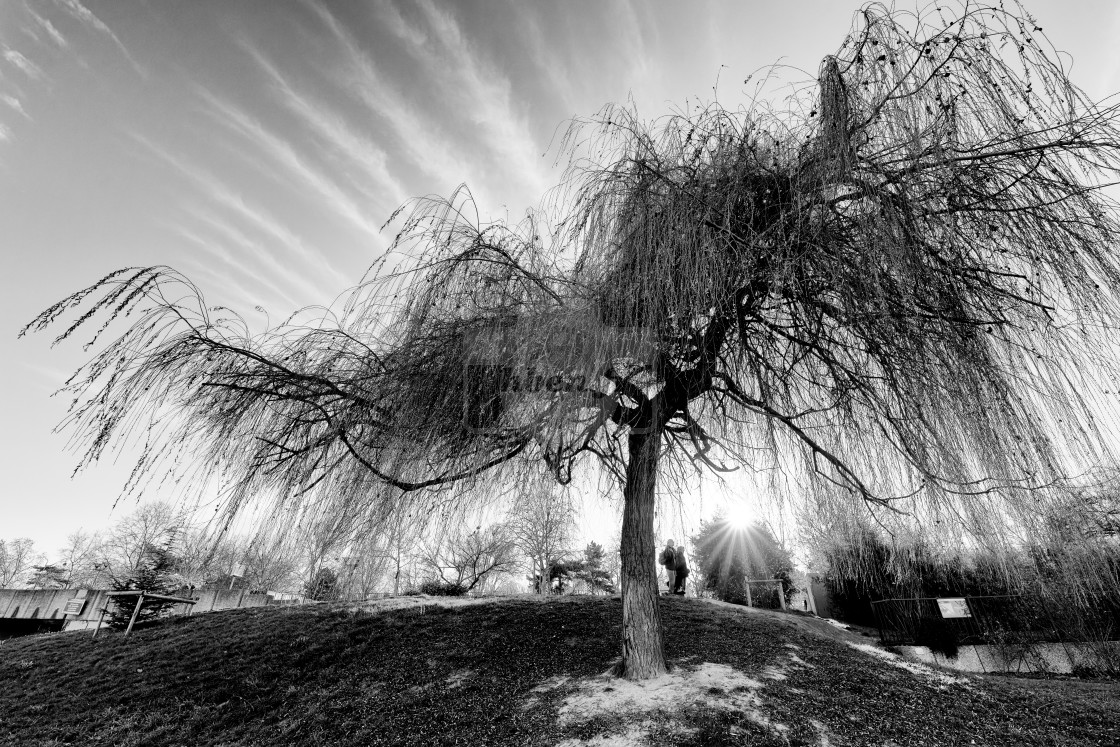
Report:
393,548,401,596
618,424,667,679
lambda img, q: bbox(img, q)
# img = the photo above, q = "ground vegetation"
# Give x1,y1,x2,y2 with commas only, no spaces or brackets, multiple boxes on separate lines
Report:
0,597,1117,745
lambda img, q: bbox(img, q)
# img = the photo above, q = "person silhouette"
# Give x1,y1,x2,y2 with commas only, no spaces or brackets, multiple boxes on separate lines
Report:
658,539,677,595
672,544,690,595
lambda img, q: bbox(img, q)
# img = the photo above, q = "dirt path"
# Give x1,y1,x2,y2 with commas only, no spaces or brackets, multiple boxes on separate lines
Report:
693,596,873,646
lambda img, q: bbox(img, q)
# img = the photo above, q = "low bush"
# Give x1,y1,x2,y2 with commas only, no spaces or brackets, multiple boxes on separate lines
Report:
419,580,467,596
304,567,341,601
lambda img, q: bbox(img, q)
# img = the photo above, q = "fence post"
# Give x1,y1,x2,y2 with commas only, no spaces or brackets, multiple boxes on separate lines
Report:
124,593,145,637
92,607,107,638
745,583,752,609
871,600,886,644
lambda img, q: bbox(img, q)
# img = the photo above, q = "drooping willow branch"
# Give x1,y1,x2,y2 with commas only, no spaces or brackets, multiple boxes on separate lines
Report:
23,2,1120,560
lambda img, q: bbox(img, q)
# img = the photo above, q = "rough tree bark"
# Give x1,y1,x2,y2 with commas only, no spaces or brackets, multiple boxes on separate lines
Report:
617,422,667,679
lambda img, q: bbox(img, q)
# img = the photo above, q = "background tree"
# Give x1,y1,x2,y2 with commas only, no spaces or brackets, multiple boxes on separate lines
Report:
603,533,623,594
0,538,38,588
545,556,581,594
239,531,301,593
1042,486,1120,543
303,567,340,602
574,541,615,594
96,503,182,582
28,564,69,589
335,534,394,601
691,518,795,607
373,500,427,596
169,526,243,589
422,523,519,595
54,531,107,588
105,543,181,629
509,488,577,596
298,503,365,595
24,4,1120,678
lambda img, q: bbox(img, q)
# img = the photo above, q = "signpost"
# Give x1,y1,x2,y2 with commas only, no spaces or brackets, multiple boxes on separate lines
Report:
229,564,246,590
62,598,86,616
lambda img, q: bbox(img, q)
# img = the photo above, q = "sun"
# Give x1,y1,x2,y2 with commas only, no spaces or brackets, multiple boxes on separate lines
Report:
724,500,755,531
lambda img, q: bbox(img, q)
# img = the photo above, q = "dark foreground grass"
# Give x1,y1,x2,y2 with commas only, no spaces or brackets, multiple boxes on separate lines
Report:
0,596,1116,746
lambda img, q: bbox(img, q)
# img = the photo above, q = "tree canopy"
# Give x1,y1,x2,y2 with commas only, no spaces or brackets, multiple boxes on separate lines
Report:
23,2,1120,677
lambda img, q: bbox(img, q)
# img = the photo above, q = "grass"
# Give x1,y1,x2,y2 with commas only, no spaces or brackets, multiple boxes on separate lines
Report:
1,596,1117,746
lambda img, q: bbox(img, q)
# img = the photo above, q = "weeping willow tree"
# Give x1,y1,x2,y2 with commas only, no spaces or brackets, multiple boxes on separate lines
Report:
22,3,1120,678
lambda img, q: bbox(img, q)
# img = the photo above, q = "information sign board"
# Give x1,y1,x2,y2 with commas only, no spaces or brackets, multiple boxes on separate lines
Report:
936,597,971,618
63,598,86,616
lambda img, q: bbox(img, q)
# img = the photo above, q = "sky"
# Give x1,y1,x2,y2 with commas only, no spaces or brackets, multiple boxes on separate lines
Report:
3,0,1120,559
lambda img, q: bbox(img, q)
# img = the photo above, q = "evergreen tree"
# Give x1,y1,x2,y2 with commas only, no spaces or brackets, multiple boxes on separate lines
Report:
304,567,340,601
575,541,615,594
692,518,794,607
28,564,69,589
106,544,180,630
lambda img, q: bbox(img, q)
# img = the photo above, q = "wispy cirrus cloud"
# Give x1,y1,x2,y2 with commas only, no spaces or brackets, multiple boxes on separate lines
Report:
374,2,428,50
511,7,578,113
128,131,348,307
611,0,654,93
404,0,552,201
169,219,304,313
1101,7,1120,100
303,2,484,200
235,38,409,210
1,93,29,118
18,359,77,394
3,47,45,79
28,8,68,48
184,201,338,309
193,84,386,243
53,0,145,77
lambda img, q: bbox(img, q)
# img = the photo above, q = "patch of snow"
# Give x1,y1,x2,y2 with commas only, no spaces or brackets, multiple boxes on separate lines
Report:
557,662,764,728
549,661,788,745
787,653,814,668
761,647,817,681
444,669,475,689
345,595,500,616
556,723,672,747
809,719,834,746
846,642,970,687
530,675,571,693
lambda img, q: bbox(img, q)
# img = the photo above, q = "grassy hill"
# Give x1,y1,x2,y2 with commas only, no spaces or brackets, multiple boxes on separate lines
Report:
1,596,1116,746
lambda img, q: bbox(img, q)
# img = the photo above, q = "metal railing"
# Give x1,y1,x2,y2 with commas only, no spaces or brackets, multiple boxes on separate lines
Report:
870,595,1117,647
